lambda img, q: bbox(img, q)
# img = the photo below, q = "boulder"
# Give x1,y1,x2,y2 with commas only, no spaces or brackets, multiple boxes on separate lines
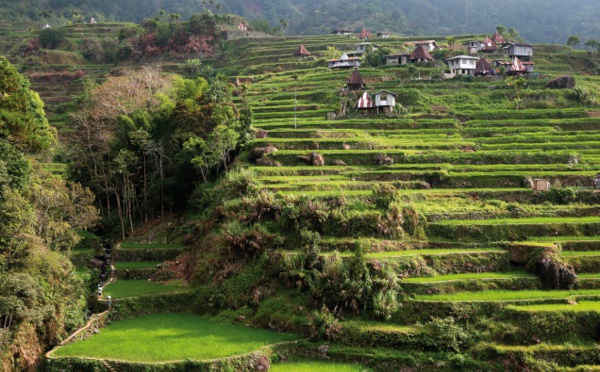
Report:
255,355,270,371
374,153,393,166
333,160,347,166
249,146,278,162
255,130,268,138
546,75,575,89
341,144,351,150
310,152,325,166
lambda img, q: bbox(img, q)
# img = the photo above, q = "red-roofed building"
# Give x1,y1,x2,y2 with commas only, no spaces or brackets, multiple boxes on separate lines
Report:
347,68,366,90
355,91,375,110
293,45,311,57
475,58,495,76
482,36,498,53
492,31,506,45
238,22,247,31
359,28,371,40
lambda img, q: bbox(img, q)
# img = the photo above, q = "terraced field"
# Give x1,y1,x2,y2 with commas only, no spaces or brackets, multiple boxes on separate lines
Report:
226,35,600,370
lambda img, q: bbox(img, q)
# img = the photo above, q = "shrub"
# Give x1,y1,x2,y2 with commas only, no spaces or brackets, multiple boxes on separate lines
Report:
309,305,343,341
373,290,400,321
419,317,470,353
39,28,66,49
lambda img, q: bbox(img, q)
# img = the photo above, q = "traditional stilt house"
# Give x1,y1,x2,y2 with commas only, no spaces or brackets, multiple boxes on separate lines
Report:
410,44,433,63
492,31,506,45
347,68,366,90
293,45,311,58
482,36,498,53
507,56,527,75
374,91,397,114
475,58,495,76
502,42,533,61
355,91,375,111
328,53,361,69
359,28,371,40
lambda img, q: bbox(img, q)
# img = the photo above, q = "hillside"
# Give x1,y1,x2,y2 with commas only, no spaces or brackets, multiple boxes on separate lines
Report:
34,25,600,372
1,0,600,44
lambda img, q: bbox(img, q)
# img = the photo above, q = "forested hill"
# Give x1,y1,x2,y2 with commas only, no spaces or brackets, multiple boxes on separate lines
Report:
1,0,599,44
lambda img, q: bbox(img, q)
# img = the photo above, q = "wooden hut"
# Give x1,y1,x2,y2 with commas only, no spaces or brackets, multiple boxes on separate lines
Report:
293,45,311,58
347,68,366,90
492,31,506,45
508,56,527,75
475,58,494,76
482,36,498,53
355,91,375,110
410,44,433,63
374,91,397,114
359,28,371,40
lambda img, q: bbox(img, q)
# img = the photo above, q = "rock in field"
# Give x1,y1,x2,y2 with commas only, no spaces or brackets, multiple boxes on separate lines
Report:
546,75,575,89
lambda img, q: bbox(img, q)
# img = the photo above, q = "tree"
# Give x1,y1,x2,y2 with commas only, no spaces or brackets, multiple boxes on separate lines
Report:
279,19,288,34
325,46,340,60
445,36,456,50
567,35,580,48
585,39,600,55
496,25,507,35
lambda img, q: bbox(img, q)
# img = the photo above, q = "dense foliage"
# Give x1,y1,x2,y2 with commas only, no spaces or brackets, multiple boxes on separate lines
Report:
2,0,600,43
0,57,98,371
67,66,252,239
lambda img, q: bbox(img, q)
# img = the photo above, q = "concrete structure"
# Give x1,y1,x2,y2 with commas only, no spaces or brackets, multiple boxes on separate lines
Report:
331,27,352,36
464,40,484,54
377,32,390,39
502,42,534,61
446,55,479,75
405,40,438,52
328,53,361,69
385,53,410,65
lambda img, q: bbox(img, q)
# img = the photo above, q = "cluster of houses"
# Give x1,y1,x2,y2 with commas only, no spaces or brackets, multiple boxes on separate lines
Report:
323,28,535,76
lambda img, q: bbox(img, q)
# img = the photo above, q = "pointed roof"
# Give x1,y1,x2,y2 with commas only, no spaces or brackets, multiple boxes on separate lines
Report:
483,36,498,51
293,45,311,57
510,56,526,72
359,28,371,40
355,91,375,109
410,44,433,61
347,68,365,87
492,31,506,44
238,22,247,31
476,58,493,72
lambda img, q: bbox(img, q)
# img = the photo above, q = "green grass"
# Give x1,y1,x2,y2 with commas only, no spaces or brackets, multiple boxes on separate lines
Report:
561,251,600,257
271,360,372,371
119,242,183,249
507,301,600,312
434,217,600,226
102,280,192,299
413,289,600,302
114,262,161,269
51,313,297,362
402,271,535,283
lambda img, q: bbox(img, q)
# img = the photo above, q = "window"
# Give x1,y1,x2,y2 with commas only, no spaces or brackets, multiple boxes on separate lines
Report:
379,94,387,101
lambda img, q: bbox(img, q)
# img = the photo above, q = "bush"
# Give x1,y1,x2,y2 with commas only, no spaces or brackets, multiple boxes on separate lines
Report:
309,305,343,341
39,28,66,49
373,290,400,321
419,317,471,353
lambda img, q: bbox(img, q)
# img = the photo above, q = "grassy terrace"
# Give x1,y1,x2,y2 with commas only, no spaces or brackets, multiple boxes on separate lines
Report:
119,242,183,249
51,313,297,362
402,271,535,283
322,248,505,258
114,262,161,269
413,289,600,302
103,280,192,299
433,217,600,225
271,360,371,372
507,301,600,312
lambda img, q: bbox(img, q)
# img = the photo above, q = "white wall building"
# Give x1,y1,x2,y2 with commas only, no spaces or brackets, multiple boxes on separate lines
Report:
447,55,480,75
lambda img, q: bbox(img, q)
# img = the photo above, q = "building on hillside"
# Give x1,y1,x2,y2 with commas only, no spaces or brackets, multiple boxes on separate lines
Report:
238,22,247,31
464,40,484,54
90,17,98,24
502,42,533,61
348,42,380,57
41,23,51,29
385,53,410,65
405,40,438,52
410,44,434,63
328,53,361,69
475,58,495,76
293,45,311,57
377,32,390,39
374,91,397,114
446,55,479,75
495,57,534,74
492,31,506,45
359,28,371,40
482,36,498,53
331,27,352,36
355,91,375,110
347,68,366,90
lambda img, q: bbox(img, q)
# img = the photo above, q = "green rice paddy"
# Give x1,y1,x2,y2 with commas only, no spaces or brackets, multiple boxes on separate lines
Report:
507,301,600,312
402,271,535,283
414,289,600,302
271,360,372,371
103,280,192,299
52,313,298,362
119,242,183,249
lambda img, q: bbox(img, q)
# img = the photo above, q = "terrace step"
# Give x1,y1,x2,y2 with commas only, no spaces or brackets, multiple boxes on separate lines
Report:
401,272,540,295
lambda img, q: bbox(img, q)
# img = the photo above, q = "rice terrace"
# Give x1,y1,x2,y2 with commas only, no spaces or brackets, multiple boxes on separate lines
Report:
1,2,600,372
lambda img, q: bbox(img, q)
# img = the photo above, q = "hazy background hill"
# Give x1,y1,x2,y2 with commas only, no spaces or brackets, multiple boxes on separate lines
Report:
1,0,599,44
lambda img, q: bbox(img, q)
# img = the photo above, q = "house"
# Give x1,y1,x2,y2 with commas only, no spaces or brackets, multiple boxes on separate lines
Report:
374,91,397,114
90,17,98,24
492,31,506,45
475,58,495,76
446,55,479,75
348,42,381,57
331,27,352,36
293,45,311,57
507,56,527,75
41,23,51,29
502,42,533,61
377,32,390,39
347,68,366,90
522,61,535,73
482,36,498,53
359,28,371,40
385,53,410,65
238,22,247,31
355,91,375,110
405,40,438,52
328,53,361,69
464,40,484,54
410,44,434,63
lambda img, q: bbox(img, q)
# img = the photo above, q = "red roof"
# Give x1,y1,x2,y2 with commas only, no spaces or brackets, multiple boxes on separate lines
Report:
510,57,526,72
410,44,433,61
293,45,311,56
359,28,371,40
355,92,375,109
238,22,247,31
476,58,493,72
483,36,498,51
347,69,365,86
492,31,506,44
